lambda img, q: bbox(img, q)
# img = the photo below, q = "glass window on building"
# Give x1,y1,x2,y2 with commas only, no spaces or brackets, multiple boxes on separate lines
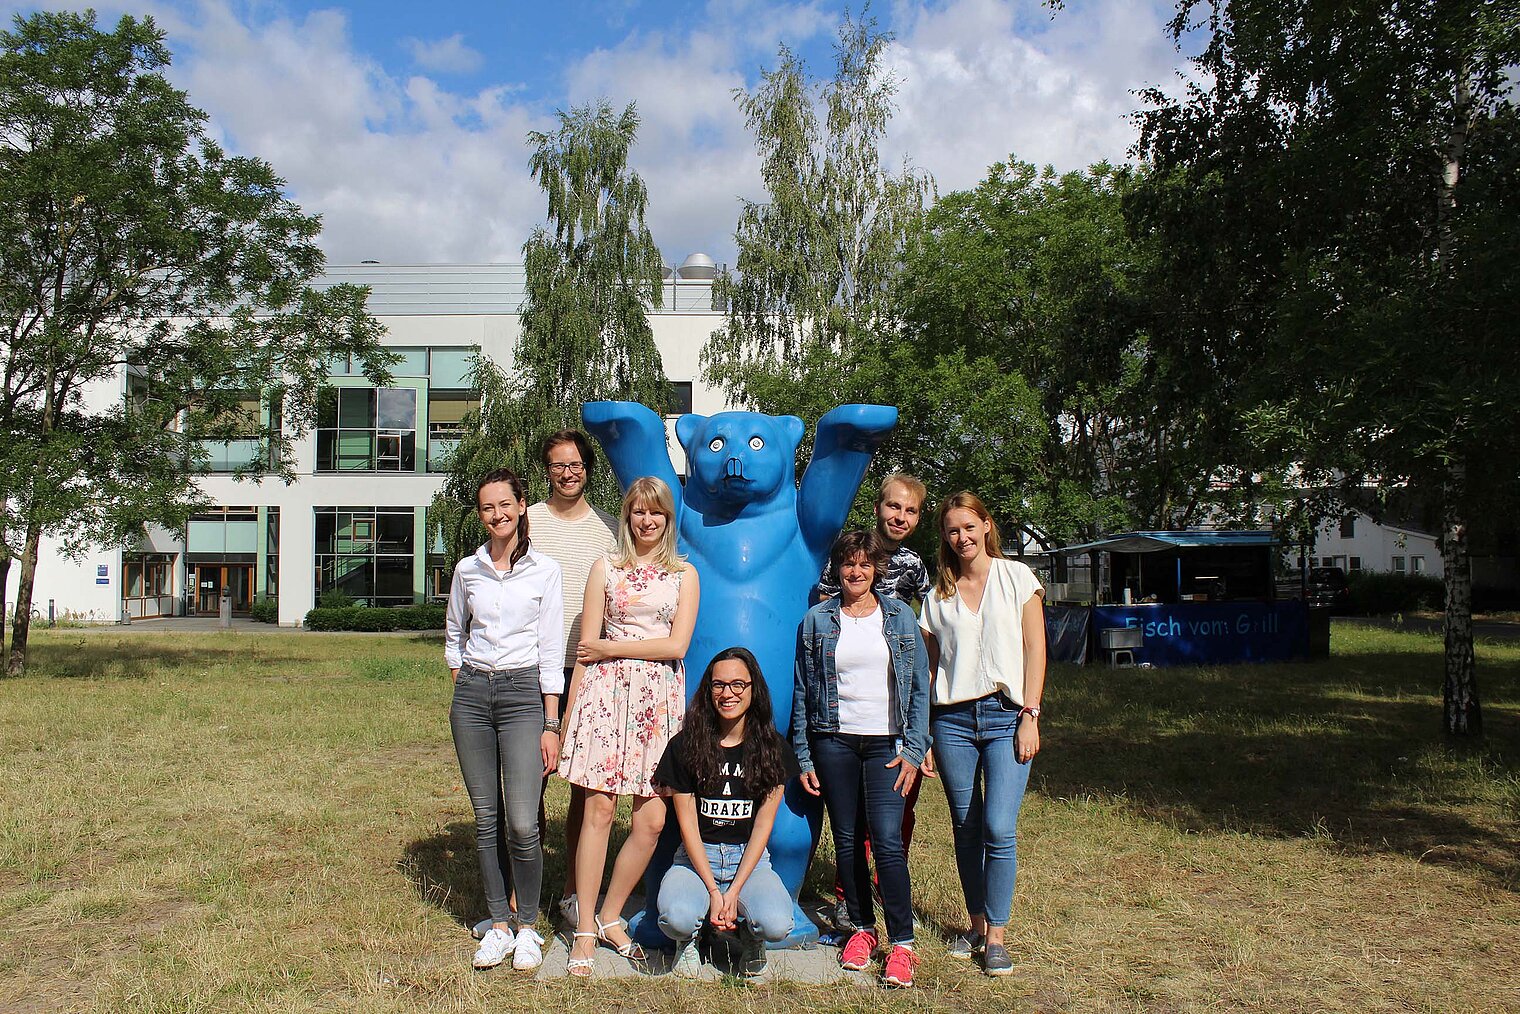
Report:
427,391,478,472
429,348,477,390
123,553,176,619
314,506,416,606
1392,556,1406,573
391,348,428,377
316,387,417,472
667,381,694,416
1411,555,1426,574
1349,556,1361,572
264,507,280,602
1339,515,1356,538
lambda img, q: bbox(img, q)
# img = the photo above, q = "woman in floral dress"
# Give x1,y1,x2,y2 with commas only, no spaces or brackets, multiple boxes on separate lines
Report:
558,476,699,974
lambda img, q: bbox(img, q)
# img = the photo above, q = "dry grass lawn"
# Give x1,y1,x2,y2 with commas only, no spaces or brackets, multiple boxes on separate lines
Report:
1,622,1517,1013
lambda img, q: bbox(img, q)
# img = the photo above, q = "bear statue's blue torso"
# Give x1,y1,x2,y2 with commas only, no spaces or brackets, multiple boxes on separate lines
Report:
582,400,896,948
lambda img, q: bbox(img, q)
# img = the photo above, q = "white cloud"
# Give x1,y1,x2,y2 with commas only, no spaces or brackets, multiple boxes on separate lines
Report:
159,2,548,264
884,0,1185,192
404,32,485,76
1,1,1188,267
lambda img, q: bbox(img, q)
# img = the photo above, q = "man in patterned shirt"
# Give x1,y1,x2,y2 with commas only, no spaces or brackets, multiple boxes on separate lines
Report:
815,473,931,604
813,473,933,934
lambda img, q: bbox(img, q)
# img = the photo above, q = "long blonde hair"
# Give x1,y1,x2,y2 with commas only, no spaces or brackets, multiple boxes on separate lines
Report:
934,491,1005,599
610,476,685,571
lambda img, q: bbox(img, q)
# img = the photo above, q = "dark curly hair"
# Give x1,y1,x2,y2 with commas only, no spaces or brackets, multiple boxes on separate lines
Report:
475,467,531,568
680,646,793,800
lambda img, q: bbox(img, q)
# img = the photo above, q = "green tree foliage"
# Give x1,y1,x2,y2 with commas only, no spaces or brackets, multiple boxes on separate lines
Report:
1130,0,1520,734
702,10,932,437
0,11,391,673
888,161,1143,545
433,101,667,558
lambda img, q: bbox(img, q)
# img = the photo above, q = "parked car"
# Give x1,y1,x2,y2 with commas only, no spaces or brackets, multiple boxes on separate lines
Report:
1277,566,1351,613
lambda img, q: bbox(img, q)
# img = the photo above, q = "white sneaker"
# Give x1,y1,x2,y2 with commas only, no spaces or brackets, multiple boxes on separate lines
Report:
670,937,703,978
512,926,544,970
473,911,515,939
472,927,515,969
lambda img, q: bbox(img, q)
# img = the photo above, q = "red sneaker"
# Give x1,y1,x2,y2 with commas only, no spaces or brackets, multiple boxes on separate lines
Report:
839,929,878,971
883,944,919,988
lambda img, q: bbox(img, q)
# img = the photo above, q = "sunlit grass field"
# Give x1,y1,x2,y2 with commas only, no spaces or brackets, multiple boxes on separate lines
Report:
1,622,1517,1013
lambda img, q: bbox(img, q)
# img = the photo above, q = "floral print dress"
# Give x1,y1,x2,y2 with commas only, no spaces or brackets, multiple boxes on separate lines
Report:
558,559,686,796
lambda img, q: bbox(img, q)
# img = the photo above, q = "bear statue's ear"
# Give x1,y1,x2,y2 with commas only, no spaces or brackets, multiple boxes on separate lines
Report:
675,413,706,452
781,415,805,450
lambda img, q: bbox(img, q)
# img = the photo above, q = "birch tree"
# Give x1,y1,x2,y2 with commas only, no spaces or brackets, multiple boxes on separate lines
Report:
702,10,932,430
435,101,668,549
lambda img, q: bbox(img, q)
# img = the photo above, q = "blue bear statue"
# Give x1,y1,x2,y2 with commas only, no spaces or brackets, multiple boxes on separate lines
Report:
582,399,897,948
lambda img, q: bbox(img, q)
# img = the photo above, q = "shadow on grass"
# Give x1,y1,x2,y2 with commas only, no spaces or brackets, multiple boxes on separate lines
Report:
400,805,590,929
25,638,317,680
399,820,484,928
1039,646,1520,888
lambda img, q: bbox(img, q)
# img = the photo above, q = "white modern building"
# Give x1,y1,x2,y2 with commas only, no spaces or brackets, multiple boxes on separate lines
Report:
1308,508,1442,576
12,259,730,627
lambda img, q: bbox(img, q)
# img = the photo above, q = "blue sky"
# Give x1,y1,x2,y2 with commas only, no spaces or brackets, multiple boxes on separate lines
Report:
2,1,1189,265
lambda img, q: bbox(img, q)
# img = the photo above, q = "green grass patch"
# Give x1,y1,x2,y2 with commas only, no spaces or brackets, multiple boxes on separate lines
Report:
0,623,1516,1012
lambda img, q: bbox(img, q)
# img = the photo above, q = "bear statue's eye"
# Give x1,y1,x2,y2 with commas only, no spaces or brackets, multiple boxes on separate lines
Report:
709,437,725,453
748,436,764,450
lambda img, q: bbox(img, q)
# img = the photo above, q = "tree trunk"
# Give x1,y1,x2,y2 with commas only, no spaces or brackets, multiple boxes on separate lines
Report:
1440,475,1480,736
0,551,10,670
7,520,42,676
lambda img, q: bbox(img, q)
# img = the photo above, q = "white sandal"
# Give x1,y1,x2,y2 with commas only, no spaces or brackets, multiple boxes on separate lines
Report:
567,931,598,978
596,914,647,961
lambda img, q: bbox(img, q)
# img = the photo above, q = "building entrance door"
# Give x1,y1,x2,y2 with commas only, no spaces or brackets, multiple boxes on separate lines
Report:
193,564,253,614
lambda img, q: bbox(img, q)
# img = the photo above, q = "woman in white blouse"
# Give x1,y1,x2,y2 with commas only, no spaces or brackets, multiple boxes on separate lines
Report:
444,468,565,972
918,491,1046,978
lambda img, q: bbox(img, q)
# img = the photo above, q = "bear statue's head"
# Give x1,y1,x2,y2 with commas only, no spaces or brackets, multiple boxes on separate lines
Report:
676,411,805,508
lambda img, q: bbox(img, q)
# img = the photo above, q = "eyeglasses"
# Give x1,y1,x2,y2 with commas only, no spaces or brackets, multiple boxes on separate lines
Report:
711,679,752,697
548,462,585,474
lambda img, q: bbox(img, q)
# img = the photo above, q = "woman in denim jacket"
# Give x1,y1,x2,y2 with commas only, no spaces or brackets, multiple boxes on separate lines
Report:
791,530,932,988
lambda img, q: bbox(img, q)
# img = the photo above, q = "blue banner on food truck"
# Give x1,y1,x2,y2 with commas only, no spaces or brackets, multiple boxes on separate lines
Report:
1092,601,1309,666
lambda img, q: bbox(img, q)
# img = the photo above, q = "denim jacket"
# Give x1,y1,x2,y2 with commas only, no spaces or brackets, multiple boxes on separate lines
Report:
789,594,932,773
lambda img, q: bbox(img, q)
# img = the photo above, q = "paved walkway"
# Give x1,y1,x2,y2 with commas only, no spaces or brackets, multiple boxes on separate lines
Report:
61,617,442,636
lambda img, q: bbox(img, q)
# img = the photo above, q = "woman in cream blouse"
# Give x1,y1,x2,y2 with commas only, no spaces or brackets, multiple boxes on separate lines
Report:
918,491,1046,978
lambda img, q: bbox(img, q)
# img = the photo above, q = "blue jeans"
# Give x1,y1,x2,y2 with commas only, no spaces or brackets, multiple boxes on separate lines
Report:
449,665,545,924
656,843,793,943
930,694,1031,927
808,732,914,944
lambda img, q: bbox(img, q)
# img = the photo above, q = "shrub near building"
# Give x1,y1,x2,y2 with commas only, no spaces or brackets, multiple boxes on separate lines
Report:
1346,572,1445,615
304,605,446,632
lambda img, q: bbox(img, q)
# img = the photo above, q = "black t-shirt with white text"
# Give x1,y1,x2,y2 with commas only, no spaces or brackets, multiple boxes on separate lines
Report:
653,731,800,846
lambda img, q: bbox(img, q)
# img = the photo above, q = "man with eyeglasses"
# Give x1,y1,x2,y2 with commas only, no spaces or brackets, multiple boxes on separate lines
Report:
526,429,618,928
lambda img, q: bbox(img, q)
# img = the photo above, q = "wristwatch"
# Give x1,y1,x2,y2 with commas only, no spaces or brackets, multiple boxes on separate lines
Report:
1019,705,1041,719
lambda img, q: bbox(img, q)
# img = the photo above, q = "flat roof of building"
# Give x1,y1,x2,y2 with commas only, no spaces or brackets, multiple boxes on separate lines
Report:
315,263,718,316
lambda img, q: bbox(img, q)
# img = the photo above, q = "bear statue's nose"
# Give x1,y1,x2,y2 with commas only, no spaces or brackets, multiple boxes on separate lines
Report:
724,456,748,480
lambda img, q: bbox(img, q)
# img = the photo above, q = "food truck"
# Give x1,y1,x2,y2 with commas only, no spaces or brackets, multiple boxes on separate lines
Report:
1044,530,1316,667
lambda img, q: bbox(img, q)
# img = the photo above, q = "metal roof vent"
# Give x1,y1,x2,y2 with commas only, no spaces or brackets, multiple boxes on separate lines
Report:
676,252,716,280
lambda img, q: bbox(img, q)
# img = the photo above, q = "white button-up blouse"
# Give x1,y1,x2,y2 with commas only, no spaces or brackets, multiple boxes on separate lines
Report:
444,545,566,694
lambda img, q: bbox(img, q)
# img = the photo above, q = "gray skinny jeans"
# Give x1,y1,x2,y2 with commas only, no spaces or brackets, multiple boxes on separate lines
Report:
449,664,544,924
